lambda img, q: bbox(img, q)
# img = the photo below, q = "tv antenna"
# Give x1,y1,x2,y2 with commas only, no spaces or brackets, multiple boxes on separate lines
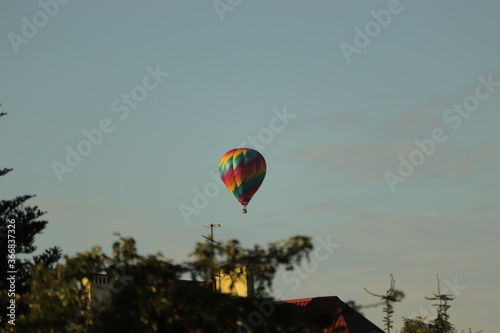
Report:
202,224,221,291
364,274,397,333
425,274,455,331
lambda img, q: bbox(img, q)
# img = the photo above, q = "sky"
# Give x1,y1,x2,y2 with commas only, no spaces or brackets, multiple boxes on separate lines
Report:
1,0,499,331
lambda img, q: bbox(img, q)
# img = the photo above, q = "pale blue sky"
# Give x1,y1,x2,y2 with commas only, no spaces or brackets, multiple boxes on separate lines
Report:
1,1,499,331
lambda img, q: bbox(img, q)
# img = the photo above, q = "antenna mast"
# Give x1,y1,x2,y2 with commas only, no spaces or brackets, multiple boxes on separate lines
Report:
364,274,397,333
202,223,221,291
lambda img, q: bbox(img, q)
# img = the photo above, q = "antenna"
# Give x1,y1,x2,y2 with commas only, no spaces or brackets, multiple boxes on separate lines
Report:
364,274,397,333
425,274,455,332
202,224,221,291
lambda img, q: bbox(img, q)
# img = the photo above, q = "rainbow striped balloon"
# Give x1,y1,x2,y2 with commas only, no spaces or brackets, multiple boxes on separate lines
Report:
219,148,266,213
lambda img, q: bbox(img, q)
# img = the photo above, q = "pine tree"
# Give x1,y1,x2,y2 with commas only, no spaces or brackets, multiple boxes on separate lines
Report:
0,111,62,313
401,275,456,333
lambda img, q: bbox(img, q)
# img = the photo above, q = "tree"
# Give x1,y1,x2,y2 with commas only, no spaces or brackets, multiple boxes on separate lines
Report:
0,190,62,293
3,234,342,332
401,316,434,333
0,111,62,324
401,275,456,333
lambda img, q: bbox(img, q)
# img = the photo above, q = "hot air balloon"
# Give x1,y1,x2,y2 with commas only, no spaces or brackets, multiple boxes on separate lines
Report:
219,148,266,213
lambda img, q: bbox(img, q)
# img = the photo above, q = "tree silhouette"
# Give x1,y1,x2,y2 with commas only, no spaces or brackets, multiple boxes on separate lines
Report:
401,274,456,333
0,110,62,323
0,234,344,332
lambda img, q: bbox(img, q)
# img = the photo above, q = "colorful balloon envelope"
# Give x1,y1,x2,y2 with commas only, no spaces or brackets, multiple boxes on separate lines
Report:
219,148,266,213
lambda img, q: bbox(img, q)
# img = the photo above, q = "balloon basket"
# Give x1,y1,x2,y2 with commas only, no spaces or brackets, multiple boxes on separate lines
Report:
242,208,247,214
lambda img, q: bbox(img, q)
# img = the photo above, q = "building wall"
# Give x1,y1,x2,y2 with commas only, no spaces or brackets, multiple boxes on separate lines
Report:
216,265,254,298
82,273,114,310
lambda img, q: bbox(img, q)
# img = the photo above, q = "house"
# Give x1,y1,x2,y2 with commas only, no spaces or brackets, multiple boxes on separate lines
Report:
215,265,254,297
83,270,384,332
283,296,384,333
212,267,383,332
81,272,114,311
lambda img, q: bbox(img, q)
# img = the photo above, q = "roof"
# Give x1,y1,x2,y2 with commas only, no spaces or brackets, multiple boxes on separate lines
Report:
282,296,384,333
